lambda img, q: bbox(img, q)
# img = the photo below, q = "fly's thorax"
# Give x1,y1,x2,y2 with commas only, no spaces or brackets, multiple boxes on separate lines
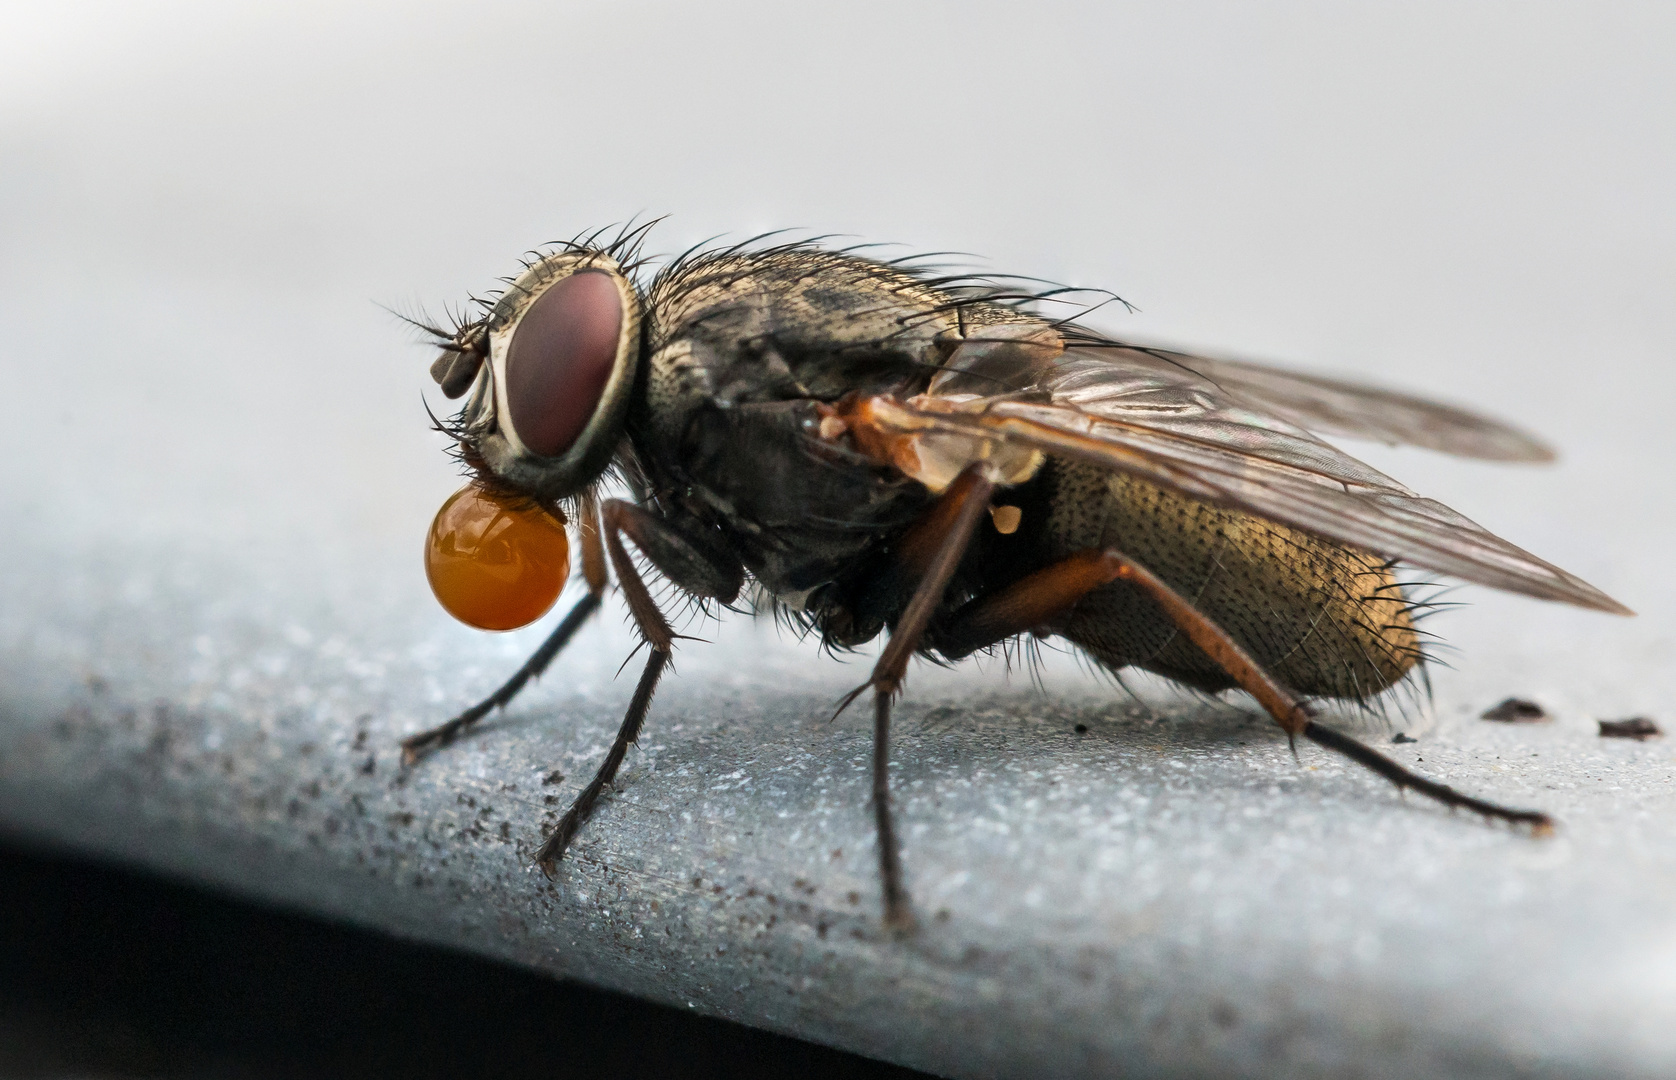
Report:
1043,460,1422,700
636,250,1048,428
643,250,959,358
638,265,951,445
626,249,1051,597
640,394,935,600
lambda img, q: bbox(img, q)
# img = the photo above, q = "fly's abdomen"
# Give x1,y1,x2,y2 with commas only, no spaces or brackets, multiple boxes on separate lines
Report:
1043,461,1422,701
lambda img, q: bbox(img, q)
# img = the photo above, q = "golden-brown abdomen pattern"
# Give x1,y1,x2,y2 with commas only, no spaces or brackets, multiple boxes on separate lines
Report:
1044,461,1421,701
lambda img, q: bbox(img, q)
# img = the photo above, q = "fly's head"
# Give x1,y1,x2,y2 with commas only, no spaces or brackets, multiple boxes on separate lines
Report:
440,250,643,502
422,250,645,631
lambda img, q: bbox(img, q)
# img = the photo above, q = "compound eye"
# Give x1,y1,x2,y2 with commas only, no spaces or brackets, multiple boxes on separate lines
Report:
425,485,570,631
504,270,624,457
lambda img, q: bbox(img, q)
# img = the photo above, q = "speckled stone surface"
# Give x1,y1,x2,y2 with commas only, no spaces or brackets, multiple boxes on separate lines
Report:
4,4,1674,1076
3,502,1673,1079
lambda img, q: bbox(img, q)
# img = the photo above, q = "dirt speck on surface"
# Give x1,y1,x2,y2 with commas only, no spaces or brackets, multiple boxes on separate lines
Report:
1598,717,1662,741
1481,699,1549,723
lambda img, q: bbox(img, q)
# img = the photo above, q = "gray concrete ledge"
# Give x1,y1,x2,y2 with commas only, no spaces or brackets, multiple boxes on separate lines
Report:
3,530,1674,1079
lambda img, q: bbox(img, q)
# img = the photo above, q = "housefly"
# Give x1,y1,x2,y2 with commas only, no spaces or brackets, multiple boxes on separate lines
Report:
403,224,1632,930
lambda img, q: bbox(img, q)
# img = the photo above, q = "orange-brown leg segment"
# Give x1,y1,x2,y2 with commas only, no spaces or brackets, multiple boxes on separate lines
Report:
938,547,1554,834
838,465,999,931
402,491,610,764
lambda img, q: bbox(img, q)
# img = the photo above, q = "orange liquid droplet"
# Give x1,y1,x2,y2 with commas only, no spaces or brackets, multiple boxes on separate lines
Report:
426,485,570,631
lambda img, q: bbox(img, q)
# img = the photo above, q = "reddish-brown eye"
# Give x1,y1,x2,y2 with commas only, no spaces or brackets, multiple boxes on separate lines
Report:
425,485,570,631
505,270,623,456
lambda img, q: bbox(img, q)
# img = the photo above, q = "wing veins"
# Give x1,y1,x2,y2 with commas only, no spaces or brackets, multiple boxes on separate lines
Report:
874,397,1628,615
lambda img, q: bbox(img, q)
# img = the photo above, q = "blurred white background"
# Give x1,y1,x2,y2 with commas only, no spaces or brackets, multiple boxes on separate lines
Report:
2,0,1670,703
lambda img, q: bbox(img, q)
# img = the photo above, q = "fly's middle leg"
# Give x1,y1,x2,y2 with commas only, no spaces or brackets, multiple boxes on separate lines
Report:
836,465,998,931
937,546,1555,833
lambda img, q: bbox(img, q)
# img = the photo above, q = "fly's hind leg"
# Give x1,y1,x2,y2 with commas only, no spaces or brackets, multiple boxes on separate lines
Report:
937,547,1554,833
837,465,999,931
402,492,611,764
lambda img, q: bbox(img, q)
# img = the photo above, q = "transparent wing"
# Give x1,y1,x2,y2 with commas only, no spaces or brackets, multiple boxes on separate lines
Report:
1111,340,1555,462
856,333,1629,613
929,328,1555,461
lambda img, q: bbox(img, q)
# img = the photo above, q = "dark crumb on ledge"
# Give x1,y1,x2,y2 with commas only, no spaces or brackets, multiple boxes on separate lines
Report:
1598,717,1662,741
1391,733,1418,744
1481,698,1549,723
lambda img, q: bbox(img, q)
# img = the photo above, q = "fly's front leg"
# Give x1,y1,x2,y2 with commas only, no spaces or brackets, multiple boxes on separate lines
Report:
402,492,610,764
837,465,998,931
938,547,1553,833
534,500,743,873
